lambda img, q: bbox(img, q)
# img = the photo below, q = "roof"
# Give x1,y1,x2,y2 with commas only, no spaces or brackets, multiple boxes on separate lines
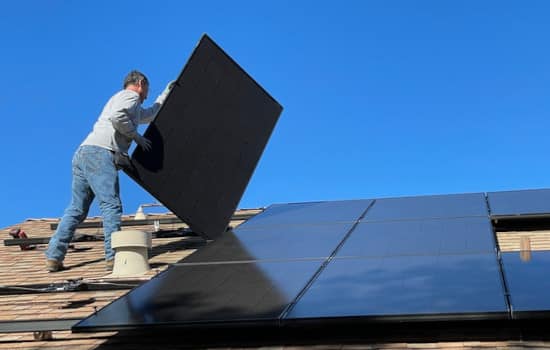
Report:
1,207,550,349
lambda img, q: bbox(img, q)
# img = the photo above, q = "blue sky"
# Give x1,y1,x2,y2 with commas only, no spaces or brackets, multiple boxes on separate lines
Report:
1,1,550,228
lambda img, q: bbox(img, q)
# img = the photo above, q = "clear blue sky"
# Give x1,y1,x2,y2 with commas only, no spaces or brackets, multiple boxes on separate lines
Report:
1,1,550,228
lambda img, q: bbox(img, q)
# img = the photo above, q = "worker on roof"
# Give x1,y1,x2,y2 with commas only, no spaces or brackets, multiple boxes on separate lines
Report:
45,70,175,272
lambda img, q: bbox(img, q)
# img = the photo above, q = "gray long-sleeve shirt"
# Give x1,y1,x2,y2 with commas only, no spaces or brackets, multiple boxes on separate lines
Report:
81,89,161,154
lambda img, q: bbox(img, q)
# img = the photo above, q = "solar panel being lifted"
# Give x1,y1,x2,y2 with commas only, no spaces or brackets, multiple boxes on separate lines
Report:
124,34,283,239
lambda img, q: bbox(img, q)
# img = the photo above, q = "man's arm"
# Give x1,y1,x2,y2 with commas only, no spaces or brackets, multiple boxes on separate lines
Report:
138,80,177,124
110,92,151,151
110,92,141,139
138,102,161,124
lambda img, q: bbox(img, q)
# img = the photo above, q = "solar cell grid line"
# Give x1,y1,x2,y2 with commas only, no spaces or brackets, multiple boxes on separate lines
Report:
363,192,489,222
487,189,550,218
124,34,283,240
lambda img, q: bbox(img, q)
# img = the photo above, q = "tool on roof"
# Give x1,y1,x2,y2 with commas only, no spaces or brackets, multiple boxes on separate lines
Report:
0,278,144,295
8,228,35,250
4,233,104,247
3,228,205,247
49,211,259,230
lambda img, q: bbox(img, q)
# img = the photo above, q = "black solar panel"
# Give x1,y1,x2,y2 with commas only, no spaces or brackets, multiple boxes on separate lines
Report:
286,254,508,320
338,217,496,257
238,199,372,229
501,251,550,316
487,189,550,218
73,260,323,331
183,223,356,263
125,34,283,239
364,193,488,221
182,200,370,263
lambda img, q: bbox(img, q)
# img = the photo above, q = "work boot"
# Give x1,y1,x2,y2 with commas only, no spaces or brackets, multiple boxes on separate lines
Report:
105,259,114,271
46,259,64,272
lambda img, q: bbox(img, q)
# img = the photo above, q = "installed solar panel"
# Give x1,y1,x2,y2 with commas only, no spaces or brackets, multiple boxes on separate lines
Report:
364,193,488,221
182,200,370,263
73,260,323,331
487,189,550,218
338,217,496,257
286,254,507,320
237,199,372,229
125,34,283,239
183,222,356,263
501,251,550,316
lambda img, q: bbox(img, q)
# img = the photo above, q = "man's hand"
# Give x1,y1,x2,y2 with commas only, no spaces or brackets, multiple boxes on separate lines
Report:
113,152,133,170
135,134,152,151
166,80,177,91
155,80,177,105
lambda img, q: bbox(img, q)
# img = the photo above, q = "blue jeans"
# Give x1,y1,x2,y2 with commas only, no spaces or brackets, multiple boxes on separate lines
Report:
46,145,122,262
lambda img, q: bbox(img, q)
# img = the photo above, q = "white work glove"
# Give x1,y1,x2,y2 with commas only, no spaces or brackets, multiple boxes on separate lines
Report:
155,80,177,105
134,134,152,151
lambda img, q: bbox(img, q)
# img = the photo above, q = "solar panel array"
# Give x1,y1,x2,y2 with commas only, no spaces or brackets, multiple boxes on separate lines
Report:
73,188,550,332
287,193,507,320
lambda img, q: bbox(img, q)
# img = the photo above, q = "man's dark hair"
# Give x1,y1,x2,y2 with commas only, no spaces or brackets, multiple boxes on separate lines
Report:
123,70,149,88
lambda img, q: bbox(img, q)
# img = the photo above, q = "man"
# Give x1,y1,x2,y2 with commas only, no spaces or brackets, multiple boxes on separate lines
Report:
45,70,174,272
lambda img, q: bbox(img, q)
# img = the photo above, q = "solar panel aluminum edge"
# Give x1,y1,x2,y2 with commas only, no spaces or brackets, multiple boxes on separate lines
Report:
125,34,283,239
487,189,550,218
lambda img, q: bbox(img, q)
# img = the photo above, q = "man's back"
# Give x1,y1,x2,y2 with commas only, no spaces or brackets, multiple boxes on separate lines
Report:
81,89,142,154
